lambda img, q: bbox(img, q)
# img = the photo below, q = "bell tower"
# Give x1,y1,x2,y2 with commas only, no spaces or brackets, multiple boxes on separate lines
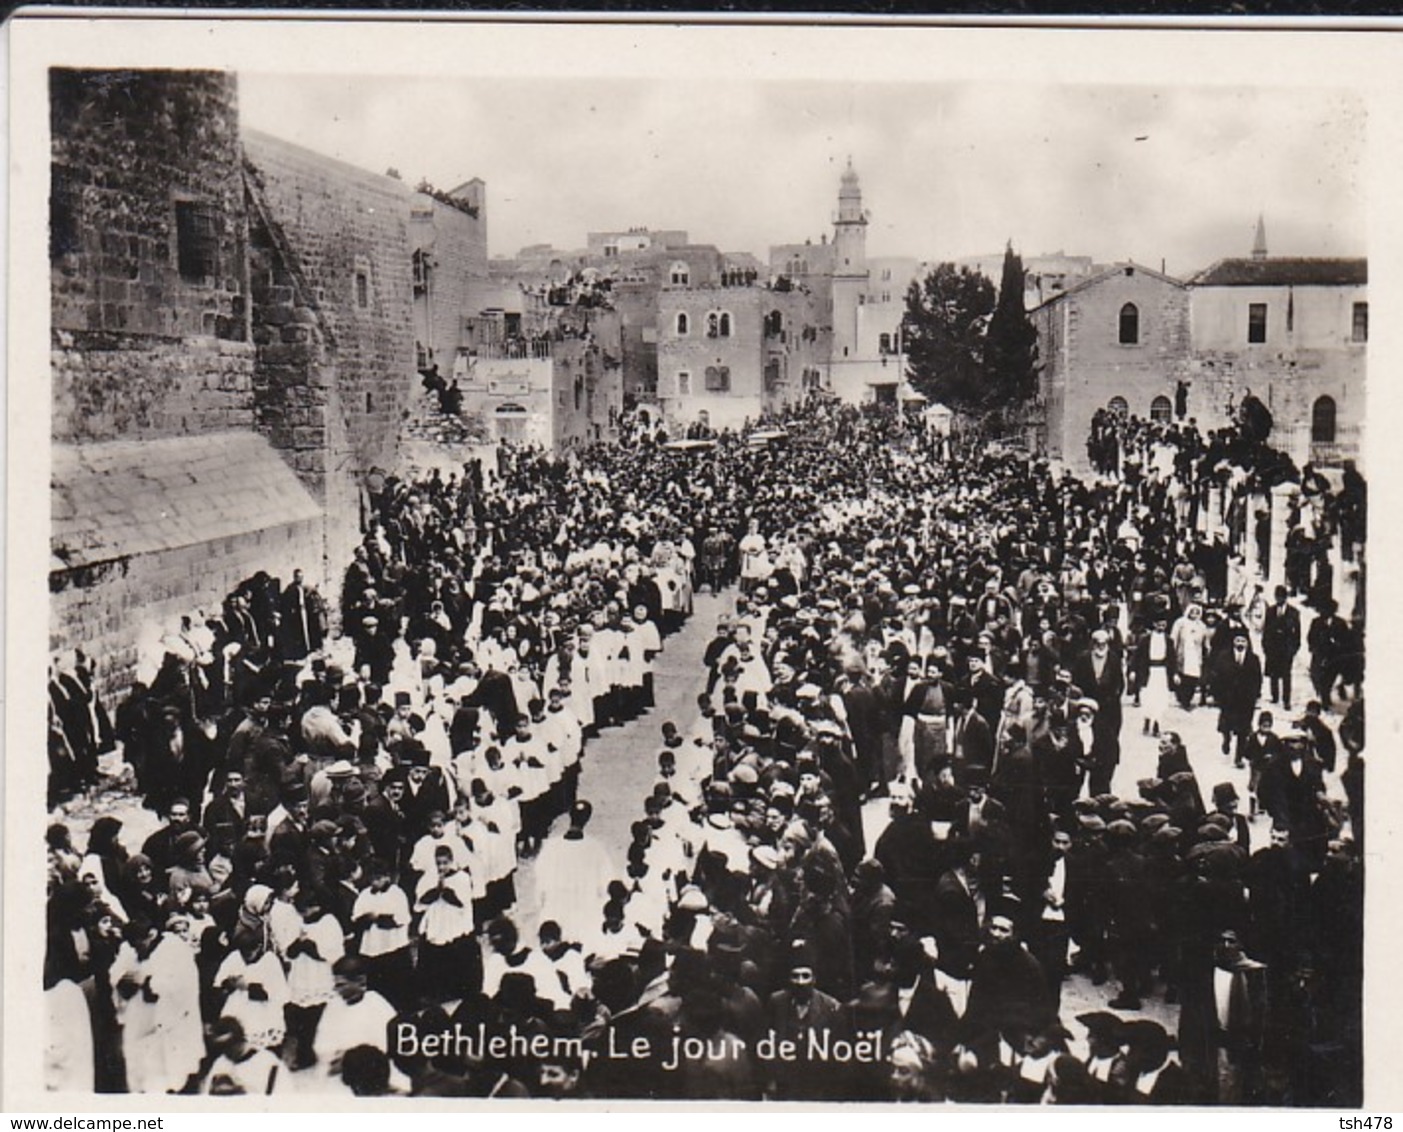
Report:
830,158,869,369
832,158,868,277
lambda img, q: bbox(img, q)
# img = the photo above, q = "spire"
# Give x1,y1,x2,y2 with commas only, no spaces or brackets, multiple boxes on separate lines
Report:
1251,214,1268,260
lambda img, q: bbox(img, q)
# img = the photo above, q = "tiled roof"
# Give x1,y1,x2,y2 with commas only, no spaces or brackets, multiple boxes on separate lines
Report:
52,432,322,569
1190,258,1367,287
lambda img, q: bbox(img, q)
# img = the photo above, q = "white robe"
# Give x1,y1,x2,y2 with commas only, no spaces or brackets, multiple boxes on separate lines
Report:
532,832,616,945
45,979,94,1092
118,937,204,1093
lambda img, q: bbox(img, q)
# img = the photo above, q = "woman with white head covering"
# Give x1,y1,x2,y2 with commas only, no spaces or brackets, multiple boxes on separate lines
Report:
213,885,289,1052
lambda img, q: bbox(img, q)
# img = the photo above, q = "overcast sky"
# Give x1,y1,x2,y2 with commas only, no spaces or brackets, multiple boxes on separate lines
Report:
238,74,1365,278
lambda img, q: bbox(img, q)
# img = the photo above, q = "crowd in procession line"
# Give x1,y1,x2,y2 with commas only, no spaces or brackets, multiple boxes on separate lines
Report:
45,398,1364,1104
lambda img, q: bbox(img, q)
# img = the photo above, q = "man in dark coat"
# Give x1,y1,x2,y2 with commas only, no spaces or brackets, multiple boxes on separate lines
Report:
1179,929,1269,1103
873,784,945,937
1210,630,1263,763
1104,820,1155,1011
1258,730,1330,868
962,908,1052,1060
1069,628,1125,750
277,568,326,661
1261,586,1301,710
1298,700,1338,774
931,842,983,980
951,697,995,786
1306,598,1351,707
765,941,850,1100
841,671,887,798
1245,824,1312,980
398,742,453,841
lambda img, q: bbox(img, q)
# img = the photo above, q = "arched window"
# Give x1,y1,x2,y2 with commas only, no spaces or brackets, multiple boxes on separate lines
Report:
1311,396,1337,443
1107,396,1129,418
675,312,689,336
574,375,585,412
669,261,690,286
718,312,732,338
706,311,720,338
1149,395,1172,423
1119,303,1139,345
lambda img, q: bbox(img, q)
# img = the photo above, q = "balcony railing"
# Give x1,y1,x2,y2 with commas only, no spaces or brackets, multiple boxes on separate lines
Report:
466,339,553,361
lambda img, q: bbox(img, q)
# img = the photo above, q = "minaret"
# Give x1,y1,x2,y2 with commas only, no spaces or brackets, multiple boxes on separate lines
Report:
830,159,870,369
1251,214,1268,260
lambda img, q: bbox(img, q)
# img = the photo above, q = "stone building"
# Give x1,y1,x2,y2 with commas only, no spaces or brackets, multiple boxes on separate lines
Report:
410,179,489,376
242,129,427,596
655,284,824,432
769,162,913,407
446,310,623,449
1184,251,1366,468
49,69,488,694
1029,226,1367,475
1030,262,1192,472
49,69,324,694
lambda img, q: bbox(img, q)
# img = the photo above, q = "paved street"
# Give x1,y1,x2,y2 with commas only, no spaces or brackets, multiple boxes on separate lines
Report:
512,590,729,937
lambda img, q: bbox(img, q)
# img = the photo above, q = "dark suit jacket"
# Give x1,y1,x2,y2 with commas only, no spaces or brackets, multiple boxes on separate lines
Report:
1262,603,1302,672
932,870,982,978
953,710,995,776
1070,649,1126,730
766,988,850,1100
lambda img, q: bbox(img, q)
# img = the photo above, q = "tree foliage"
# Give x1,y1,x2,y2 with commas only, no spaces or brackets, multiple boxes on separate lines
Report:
983,242,1041,409
901,263,996,412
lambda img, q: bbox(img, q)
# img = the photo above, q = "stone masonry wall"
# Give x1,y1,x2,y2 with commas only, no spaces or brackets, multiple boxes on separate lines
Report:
50,68,253,442
51,517,323,703
410,193,488,371
52,333,255,443
657,287,766,429
244,129,421,604
1038,269,1192,472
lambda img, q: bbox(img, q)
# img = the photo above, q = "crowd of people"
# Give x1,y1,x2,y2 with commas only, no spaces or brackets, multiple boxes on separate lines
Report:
45,399,1364,1105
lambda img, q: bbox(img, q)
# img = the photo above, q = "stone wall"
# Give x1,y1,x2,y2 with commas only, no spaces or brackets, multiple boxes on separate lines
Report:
243,129,421,598
1035,266,1192,471
50,68,252,441
51,432,324,700
656,287,766,431
410,191,489,373
52,333,255,443
1187,284,1367,444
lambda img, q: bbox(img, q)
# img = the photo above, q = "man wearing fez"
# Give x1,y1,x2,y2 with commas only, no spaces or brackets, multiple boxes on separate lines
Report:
764,939,850,1101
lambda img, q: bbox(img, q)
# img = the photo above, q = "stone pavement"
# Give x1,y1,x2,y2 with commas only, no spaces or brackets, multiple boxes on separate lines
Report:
511,589,730,938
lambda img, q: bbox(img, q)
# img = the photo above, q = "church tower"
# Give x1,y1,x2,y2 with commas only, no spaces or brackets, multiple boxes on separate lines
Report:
830,158,870,366
1252,213,1268,260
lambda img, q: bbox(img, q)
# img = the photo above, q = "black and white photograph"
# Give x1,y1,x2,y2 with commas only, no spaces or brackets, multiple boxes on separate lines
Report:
9,13,1402,1112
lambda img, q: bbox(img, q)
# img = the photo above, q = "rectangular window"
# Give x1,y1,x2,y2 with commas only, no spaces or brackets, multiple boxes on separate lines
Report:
704,366,730,393
355,271,370,309
677,371,691,396
174,200,219,283
1353,301,1368,343
1247,303,1267,344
